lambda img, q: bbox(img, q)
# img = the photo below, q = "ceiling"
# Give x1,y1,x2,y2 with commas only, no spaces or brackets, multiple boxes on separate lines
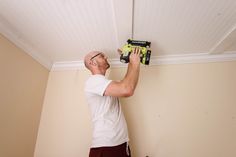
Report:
0,0,236,70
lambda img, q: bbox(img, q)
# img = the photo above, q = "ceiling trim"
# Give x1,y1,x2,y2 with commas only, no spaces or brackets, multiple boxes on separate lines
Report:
51,52,236,71
0,20,52,70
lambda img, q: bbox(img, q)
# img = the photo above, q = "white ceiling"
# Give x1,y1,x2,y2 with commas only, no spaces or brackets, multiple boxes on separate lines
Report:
0,0,236,70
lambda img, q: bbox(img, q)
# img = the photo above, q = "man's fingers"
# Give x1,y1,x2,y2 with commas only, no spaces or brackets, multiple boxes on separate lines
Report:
117,49,122,55
132,47,137,54
135,47,141,54
131,47,141,55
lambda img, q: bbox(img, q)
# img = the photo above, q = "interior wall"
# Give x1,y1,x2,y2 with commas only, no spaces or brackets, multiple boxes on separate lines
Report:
34,61,236,157
0,34,49,157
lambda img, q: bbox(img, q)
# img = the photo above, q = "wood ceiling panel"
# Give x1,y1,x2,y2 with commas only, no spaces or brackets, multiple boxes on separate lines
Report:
134,0,236,55
0,0,235,69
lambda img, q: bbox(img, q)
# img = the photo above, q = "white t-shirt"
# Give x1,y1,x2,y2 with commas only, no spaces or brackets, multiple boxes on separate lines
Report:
84,74,129,148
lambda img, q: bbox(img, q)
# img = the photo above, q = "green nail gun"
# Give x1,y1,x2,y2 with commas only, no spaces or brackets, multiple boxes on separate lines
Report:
120,39,151,65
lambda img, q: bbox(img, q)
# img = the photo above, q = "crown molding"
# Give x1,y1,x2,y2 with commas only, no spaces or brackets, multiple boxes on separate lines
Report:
150,51,236,65
51,60,84,71
0,21,52,70
52,52,236,71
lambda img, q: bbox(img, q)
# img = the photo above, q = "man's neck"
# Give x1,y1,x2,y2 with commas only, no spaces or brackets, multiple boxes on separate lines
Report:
92,70,106,76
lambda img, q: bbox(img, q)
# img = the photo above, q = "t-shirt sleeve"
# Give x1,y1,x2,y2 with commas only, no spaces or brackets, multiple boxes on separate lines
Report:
85,75,112,96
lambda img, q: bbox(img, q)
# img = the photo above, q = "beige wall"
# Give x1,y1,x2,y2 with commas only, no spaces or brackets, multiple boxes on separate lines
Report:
0,34,49,157
35,61,236,157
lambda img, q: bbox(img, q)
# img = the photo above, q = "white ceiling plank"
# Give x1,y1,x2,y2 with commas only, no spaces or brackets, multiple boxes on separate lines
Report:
111,0,133,48
0,15,52,70
0,0,236,70
0,0,119,60
134,0,236,55
210,24,236,54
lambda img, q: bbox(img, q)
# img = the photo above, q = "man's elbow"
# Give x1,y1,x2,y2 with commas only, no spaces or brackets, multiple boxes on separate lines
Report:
123,86,135,97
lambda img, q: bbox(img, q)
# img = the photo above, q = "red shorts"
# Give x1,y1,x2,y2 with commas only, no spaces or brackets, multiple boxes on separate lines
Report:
89,142,131,157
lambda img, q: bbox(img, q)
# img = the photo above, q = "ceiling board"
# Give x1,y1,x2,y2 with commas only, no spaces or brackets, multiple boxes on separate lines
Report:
0,0,118,61
134,0,236,55
0,0,236,70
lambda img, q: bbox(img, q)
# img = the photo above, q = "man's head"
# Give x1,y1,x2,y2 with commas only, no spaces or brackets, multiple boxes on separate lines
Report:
84,51,110,75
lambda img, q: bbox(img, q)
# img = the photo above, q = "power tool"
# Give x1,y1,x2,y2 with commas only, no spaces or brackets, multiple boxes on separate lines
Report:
120,39,151,65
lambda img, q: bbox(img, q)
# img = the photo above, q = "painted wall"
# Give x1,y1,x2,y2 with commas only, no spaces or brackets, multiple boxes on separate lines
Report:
0,34,49,157
35,61,236,157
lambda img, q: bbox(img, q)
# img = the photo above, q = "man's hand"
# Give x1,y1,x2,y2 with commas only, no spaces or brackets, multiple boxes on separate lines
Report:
129,47,141,66
104,47,141,97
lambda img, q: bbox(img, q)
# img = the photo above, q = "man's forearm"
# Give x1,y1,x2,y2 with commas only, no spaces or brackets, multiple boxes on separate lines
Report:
122,62,140,94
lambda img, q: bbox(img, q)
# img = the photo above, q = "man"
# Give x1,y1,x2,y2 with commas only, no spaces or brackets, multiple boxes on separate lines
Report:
84,48,141,157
